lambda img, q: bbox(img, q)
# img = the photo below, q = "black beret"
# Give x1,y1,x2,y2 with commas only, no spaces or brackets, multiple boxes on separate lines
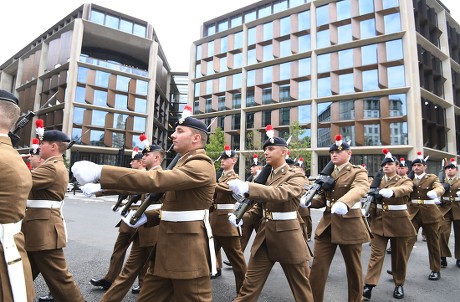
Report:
411,152,426,165
142,144,163,154
381,156,398,167
263,137,287,150
0,90,19,105
398,158,408,167
220,150,237,159
132,153,143,160
42,130,70,142
175,117,207,134
286,158,295,165
329,135,350,152
29,148,40,155
444,158,457,170
251,161,263,167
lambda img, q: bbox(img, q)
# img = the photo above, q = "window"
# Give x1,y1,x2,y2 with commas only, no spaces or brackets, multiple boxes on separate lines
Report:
247,112,254,128
262,66,272,84
119,19,133,33
233,52,243,68
263,44,273,61
112,133,125,148
218,20,228,32
280,16,291,36
248,48,257,65
220,37,228,53
247,88,255,107
364,97,380,118
75,86,86,103
116,75,130,92
298,80,311,99
77,67,88,83
94,90,107,107
280,62,290,81
218,77,226,92
339,100,355,120
205,98,212,113
337,0,351,21
299,105,311,124
387,65,405,88
73,107,84,124
274,0,288,13
279,84,291,102
389,94,406,116
316,5,329,27
207,41,214,57
205,79,212,95
248,27,256,45
362,44,377,65
196,45,202,61
383,0,399,9
113,113,127,129
339,74,354,94
362,69,379,91
92,110,106,126
231,15,242,27
262,88,273,104
90,10,104,25
318,77,331,97
298,34,311,53
90,130,105,146
233,73,242,90
247,70,256,87
263,22,273,41
232,114,241,130
133,24,146,37
361,19,376,39
317,54,331,73
339,49,353,69
390,122,408,144
364,124,380,146
259,4,272,18
338,24,352,44
114,94,128,110
318,102,332,122
298,11,310,31
280,39,291,57
262,110,272,125
245,10,257,23
386,40,403,61
135,98,147,113
136,80,148,95
218,96,226,110
384,13,401,34
298,57,311,77
359,0,374,15
206,24,215,36
234,31,243,49
280,107,290,125
232,93,241,109
72,128,82,142
133,116,146,132
105,14,120,30
317,30,330,49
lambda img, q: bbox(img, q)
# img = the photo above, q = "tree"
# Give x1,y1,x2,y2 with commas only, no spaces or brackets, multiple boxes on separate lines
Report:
283,121,312,176
206,127,226,171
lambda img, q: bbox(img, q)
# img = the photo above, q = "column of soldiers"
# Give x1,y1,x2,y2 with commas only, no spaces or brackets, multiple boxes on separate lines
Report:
3,89,460,302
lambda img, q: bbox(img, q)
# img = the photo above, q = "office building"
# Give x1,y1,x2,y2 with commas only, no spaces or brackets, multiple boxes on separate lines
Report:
191,0,460,175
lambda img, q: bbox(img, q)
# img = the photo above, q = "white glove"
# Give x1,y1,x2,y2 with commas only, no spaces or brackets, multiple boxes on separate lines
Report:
233,202,241,211
299,195,310,208
71,161,102,185
379,188,394,198
331,201,348,215
426,190,438,199
457,191,460,197
228,179,249,196
121,210,147,228
228,213,243,227
80,183,102,197
433,197,441,205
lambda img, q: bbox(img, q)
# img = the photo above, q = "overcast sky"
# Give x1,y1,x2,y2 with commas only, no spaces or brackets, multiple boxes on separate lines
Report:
0,0,459,71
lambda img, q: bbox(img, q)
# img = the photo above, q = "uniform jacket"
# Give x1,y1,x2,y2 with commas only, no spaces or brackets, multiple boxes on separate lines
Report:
0,136,34,301
408,174,444,223
23,156,68,251
439,177,460,219
210,169,240,237
311,163,370,245
100,149,216,279
244,164,310,264
369,175,416,237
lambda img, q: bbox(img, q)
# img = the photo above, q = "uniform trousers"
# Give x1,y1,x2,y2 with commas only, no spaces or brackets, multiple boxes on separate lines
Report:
240,214,257,252
137,269,212,302
407,216,441,272
99,236,154,302
233,242,313,302
365,234,410,286
29,249,84,302
301,212,312,239
310,228,363,302
439,211,460,259
213,236,247,293
104,229,136,282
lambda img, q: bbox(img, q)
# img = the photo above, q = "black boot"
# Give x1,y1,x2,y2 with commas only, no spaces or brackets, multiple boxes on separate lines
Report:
363,284,374,301
38,292,54,302
90,278,112,290
393,285,404,299
441,257,447,268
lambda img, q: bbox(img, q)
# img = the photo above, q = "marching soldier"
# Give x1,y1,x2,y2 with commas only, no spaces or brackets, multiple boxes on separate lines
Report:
0,90,35,301
227,126,313,301
397,158,409,177
72,106,217,302
89,147,145,291
210,145,247,293
362,149,416,300
96,143,164,301
406,151,445,280
439,158,460,268
23,124,85,301
309,134,370,302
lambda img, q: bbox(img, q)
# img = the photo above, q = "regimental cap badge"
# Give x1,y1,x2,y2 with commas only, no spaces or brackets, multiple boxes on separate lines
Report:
265,125,274,143
132,147,139,159
335,134,343,151
139,133,150,151
380,148,396,167
35,119,45,141
178,105,193,124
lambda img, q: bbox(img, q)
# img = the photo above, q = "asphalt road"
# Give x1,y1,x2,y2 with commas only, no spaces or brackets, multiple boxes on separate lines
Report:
33,193,460,301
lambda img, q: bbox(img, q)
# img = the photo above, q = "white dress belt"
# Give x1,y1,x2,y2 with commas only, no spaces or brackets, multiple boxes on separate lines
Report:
27,200,62,209
442,197,460,201
376,204,407,210
263,210,297,220
0,220,27,301
216,204,234,210
411,199,436,205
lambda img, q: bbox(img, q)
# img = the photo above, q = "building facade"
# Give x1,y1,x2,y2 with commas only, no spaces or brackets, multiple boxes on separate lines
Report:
191,0,460,176
0,3,186,167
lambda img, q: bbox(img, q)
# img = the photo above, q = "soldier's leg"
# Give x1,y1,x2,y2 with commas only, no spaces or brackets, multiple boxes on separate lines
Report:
391,236,411,285
220,236,247,293
240,215,255,252
309,229,338,302
233,243,275,301
439,213,453,258
137,272,173,302
104,230,136,282
172,276,212,302
406,217,421,263
424,222,441,272
453,220,460,260
280,261,314,301
29,249,84,302
364,234,388,285
340,243,364,302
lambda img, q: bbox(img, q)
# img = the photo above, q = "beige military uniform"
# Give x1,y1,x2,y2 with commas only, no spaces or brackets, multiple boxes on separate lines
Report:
439,176,460,260
0,135,35,301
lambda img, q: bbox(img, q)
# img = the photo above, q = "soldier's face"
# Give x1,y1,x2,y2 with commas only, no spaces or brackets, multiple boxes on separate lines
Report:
142,151,159,170
397,166,408,176
130,159,143,169
250,165,262,175
264,146,286,168
30,154,42,169
382,162,397,176
329,150,351,166
220,157,236,170
412,163,426,175
171,126,196,154
446,167,458,178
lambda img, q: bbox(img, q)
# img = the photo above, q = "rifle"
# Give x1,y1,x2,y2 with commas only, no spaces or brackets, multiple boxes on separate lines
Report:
67,129,90,149
129,153,181,224
233,164,272,224
439,158,449,191
299,160,336,208
112,195,128,212
8,111,36,147
119,194,143,216
362,169,384,217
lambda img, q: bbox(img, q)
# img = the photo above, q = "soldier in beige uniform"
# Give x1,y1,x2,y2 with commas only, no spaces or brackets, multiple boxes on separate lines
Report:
438,158,460,268
309,134,370,302
23,128,85,301
294,158,312,242
0,90,35,301
406,151,445,280
89,149,145,291
211,145,247,293
72,109,216,302
362,149,416,300
96,144,164,302
227,130,313,302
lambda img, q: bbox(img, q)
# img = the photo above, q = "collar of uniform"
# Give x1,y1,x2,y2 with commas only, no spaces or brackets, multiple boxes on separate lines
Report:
42,155,63,164
335,162,348,173
272,163,288,177
221,169,234,178
415,172,426,180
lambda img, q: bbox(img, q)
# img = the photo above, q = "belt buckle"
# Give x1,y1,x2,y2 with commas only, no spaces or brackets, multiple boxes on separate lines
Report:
264,210,273,220
383,204,389,211
418,199,424,204
213,204,217,210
